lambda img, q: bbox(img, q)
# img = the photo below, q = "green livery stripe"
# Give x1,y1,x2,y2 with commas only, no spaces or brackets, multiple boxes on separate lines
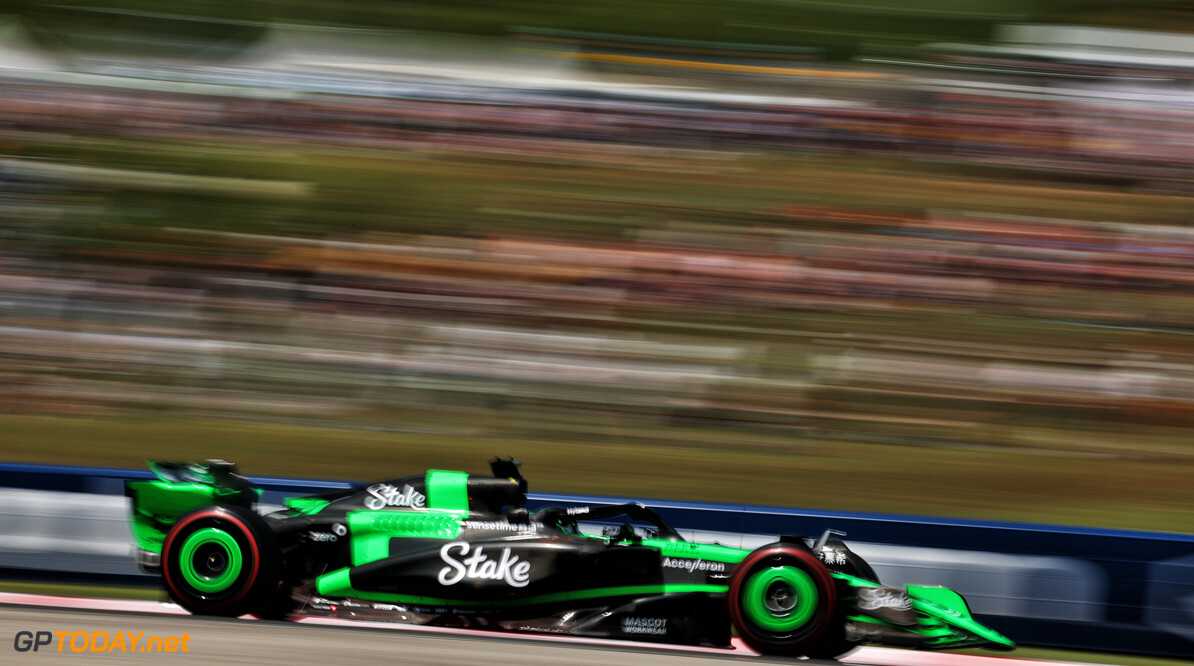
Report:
316,567,354,597
426,470,470,515
638,538,748,564
346,510,460,566
284,497,331,515
128,513,165,553
351,534,390,567
126,476,262,553
316,568,727,607
907,589,1016,648
832,572,881,587
848,594,1015,649
847,614,956,639
126,480,223,553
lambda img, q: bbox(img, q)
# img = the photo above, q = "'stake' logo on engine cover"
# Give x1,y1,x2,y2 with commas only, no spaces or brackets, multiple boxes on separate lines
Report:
363,483,426,510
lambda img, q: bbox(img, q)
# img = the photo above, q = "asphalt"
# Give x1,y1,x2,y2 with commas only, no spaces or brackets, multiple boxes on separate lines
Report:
0,605,794,665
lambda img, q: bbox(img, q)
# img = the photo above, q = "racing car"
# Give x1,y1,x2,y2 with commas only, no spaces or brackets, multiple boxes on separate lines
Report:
124,458,1014,659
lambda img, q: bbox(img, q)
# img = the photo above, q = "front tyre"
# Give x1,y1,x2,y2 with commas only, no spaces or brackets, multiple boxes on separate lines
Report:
161,505,280,617
728,544,838,656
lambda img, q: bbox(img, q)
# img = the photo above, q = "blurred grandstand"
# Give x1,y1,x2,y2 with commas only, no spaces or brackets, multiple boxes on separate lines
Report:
2,6,1194,464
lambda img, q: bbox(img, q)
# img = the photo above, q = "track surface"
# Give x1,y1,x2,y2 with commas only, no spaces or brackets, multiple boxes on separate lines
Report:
0,595,1082,665
0,605,791,665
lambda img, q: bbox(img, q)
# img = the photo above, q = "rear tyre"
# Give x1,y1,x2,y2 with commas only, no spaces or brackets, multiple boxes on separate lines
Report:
161,505,281,617
728,544,838,656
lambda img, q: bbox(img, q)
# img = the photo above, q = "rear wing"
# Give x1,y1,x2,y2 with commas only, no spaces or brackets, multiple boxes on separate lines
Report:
125,460,260,556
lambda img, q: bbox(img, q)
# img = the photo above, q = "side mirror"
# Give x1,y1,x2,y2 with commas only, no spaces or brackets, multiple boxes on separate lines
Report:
490,456,522,479
815,529,847,552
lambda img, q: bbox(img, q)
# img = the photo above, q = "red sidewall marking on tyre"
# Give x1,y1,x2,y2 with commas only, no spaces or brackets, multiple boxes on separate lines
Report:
161,508,261,612
728,546,837,652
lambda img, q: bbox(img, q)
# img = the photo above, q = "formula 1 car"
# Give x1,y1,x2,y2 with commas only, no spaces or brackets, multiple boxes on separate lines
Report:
125,458,1014,659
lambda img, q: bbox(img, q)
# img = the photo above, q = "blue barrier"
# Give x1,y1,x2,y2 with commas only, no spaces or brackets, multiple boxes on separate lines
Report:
1,461,1191,659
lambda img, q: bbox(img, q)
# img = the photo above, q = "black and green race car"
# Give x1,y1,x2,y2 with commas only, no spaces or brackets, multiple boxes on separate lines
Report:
125,458,1014,660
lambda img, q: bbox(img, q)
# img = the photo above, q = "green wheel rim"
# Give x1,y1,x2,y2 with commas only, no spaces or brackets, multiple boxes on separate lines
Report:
742,564,819,633
178,527,244,593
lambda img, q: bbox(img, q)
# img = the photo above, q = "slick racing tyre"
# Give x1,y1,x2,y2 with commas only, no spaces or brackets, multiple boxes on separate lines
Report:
160,505,281,617
728,544,838,656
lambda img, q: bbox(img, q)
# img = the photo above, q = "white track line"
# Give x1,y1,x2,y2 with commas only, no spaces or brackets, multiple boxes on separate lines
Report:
0,592,189,615
295,615,759,655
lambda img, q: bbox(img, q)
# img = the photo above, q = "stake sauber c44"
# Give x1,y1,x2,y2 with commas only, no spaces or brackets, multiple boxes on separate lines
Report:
125,458,1014,660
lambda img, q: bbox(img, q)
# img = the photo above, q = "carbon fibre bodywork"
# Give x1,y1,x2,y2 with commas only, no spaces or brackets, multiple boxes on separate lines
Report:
125,459,1014,658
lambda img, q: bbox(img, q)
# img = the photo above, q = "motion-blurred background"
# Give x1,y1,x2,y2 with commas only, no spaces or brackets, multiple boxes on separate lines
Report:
1,0,1191,533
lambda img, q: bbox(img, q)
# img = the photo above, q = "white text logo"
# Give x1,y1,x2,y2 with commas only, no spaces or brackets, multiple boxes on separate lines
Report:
662,557,725,573
461,520,541,533
364,484,426,510
858,587,912,611
437,542,531,588
621,617,668,635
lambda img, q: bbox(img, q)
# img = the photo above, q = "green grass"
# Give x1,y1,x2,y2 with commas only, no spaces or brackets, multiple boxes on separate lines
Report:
19,137,1194,244
1,414,1190,534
